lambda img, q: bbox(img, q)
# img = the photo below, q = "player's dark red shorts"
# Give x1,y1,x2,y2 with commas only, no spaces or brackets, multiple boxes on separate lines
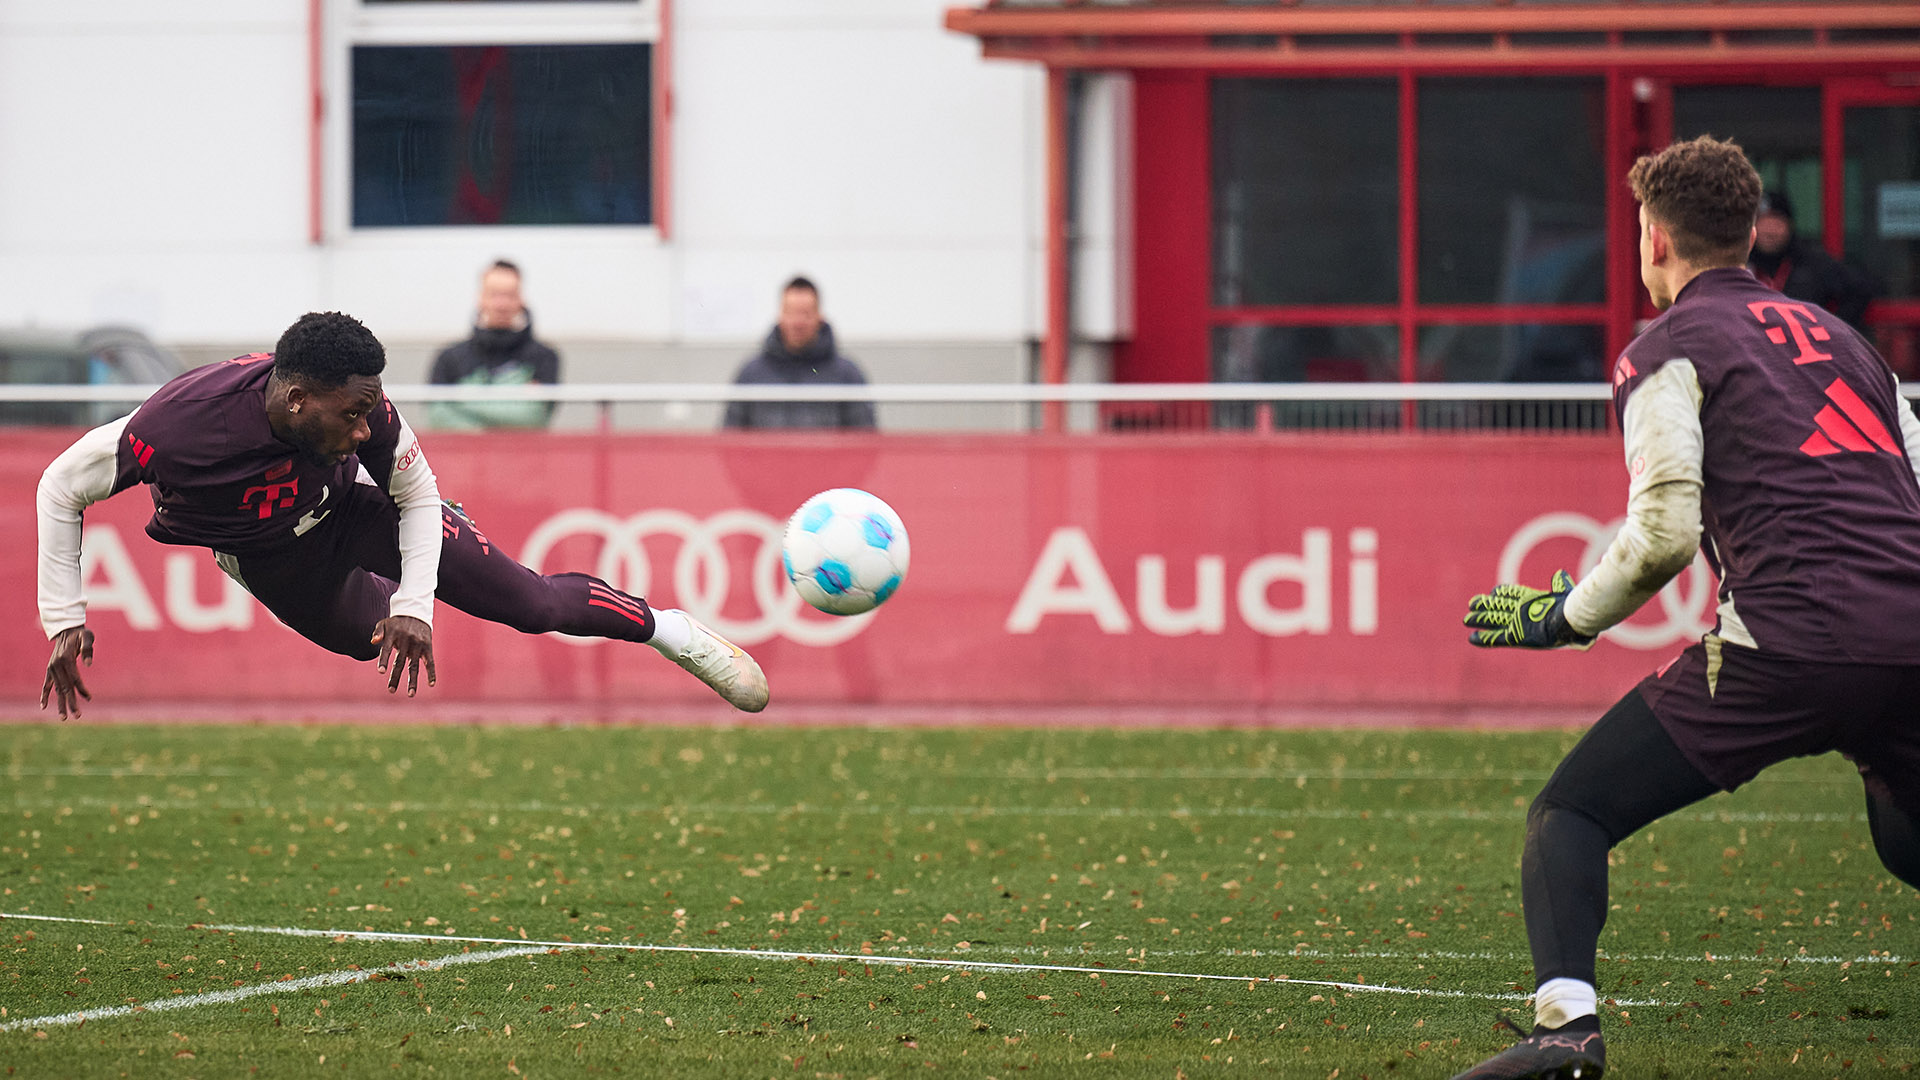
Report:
1638,637,1920,813
227,482,653,661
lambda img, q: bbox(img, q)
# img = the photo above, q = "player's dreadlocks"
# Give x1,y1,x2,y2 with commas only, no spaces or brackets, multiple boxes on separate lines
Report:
1627,135,1763,267
272,311,387,387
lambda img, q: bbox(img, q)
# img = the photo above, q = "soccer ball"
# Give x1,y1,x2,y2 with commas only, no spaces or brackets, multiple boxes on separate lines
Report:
783,488,911,616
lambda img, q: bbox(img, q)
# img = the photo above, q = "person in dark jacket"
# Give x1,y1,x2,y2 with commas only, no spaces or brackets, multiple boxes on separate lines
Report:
723,277,876,430
428,260,561,429
1748,191,1877,332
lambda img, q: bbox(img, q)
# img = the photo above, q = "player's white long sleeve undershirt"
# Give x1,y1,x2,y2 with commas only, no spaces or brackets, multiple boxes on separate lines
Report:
36,415,133,638
383,414,442,627
1562,360,1705,638
36,411,444,638
1563,364,1920,641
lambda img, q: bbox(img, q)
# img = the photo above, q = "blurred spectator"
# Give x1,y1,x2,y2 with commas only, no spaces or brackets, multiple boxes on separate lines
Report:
1748,192,1876,332
723,276,876,430
428,260,561,429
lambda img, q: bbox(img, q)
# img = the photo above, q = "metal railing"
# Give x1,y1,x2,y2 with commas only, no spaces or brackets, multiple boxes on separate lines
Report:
0,381,1625,404
0,381,1637,434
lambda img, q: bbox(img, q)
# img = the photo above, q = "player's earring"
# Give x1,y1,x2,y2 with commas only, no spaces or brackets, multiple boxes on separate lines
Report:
289,405,300,414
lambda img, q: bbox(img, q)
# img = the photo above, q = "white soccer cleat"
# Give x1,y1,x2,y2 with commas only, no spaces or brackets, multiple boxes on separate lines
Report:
670,614,769,712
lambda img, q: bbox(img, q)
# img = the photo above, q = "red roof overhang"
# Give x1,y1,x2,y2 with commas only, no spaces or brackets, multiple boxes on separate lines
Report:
944,2,1920,71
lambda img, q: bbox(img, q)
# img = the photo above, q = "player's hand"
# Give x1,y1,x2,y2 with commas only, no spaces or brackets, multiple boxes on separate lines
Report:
371,616,436,697
40,626,95,720
1463,569,1596,650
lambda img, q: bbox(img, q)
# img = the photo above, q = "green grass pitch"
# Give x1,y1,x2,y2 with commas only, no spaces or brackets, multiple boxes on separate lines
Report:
0,722,1913,1078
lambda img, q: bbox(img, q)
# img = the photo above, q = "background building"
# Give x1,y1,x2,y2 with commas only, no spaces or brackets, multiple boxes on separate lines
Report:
950,0,1920,413
0,0,1055,428
3,1,1917,431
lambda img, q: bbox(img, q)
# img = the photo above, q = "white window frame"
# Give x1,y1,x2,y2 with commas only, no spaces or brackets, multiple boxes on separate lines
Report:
323,0,664,244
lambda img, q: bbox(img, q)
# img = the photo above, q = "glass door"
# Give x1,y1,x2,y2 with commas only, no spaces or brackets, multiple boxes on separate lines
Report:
1673,85,1824,242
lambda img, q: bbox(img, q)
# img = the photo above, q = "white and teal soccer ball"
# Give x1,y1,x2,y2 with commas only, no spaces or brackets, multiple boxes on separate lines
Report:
783,488,910,616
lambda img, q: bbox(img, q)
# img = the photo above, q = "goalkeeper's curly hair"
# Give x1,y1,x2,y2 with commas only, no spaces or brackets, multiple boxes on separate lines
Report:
1627,135,1763,267
272,311,387,388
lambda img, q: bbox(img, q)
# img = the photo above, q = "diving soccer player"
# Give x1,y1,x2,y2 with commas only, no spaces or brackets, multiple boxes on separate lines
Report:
37,311,768,717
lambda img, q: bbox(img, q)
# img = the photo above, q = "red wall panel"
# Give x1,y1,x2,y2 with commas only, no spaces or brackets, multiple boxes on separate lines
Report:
2,430,1706,719
1119,72,1211,384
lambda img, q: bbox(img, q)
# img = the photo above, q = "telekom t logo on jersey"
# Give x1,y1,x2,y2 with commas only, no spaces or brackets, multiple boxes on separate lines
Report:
239,459,298,519
1748,300,1834,365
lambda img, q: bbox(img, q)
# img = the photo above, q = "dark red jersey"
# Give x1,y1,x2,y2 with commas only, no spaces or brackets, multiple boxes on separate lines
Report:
1614,268,1920,662
113,354,406,555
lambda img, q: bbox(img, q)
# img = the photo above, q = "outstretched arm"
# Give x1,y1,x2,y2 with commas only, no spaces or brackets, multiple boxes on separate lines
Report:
1464,360,1704,650
38,417,130,636
37,416,133,717
378,409,442,695
1562,360,1706,637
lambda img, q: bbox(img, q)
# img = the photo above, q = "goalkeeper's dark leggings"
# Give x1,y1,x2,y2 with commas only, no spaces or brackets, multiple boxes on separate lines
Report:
1523,690,1920,988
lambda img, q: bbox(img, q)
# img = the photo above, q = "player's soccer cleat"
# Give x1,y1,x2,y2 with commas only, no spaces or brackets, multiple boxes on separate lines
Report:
669,613,769,713
1449,1016,1605,1080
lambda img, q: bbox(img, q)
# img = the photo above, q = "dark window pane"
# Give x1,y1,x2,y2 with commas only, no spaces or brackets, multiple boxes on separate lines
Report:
1418,78,1606,304
1213,79,1399,306
1418,323,1605,383
1417,324,1609,430
1674,86,1822,241
1845,105,1920,301
353,44,651,227
1211,324,1402,429
0,345,89,425
1214,324,1400,384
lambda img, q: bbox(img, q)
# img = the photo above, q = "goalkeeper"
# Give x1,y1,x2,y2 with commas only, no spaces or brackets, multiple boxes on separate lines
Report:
1451,137,1920,1080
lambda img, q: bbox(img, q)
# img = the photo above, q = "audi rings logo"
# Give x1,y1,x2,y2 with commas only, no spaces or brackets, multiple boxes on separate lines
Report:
1498,512,1716,650
520,508,874,648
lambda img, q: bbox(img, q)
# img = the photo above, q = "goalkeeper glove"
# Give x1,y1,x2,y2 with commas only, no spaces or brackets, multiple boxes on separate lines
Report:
1463,569,1597,649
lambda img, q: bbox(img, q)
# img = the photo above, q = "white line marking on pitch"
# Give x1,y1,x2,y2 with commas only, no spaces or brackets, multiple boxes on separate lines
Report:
5,914,1900,969
5,914,1770,1012
0,945,548,1033
0,913,1510,1007
1,767,247,778
0,796,1869,825
5,764,1847,785
966,768,1849,786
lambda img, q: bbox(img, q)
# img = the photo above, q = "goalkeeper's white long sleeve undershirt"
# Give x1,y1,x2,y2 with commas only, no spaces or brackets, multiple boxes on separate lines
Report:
1565,364,1920,640
1562,360,1705,638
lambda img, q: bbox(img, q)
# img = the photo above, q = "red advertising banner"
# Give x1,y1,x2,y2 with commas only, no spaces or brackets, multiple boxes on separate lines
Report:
0,430,1710,718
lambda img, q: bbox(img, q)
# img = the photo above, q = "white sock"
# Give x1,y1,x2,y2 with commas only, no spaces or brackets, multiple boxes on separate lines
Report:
1534,977,1598,1029
647,608,694,659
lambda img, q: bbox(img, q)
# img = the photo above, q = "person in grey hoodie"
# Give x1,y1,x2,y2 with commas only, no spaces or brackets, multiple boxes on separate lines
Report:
428,260,561,430
723,277,876,430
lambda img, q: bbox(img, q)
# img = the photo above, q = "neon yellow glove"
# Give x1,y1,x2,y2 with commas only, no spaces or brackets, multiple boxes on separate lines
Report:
1463,569,1596,649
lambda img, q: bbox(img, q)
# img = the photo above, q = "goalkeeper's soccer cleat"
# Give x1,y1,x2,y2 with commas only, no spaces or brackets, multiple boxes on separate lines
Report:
670,613,770,712
1449,1015,1605,1080
1463,569,1596,650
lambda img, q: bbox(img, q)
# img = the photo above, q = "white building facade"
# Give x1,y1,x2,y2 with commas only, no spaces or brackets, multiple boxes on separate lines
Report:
0,1,1130,421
